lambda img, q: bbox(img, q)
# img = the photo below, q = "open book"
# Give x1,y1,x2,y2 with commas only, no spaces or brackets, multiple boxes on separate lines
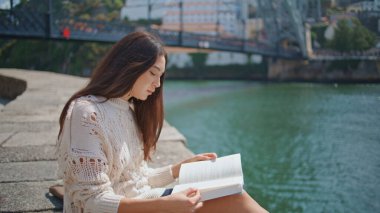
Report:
172,153,244,201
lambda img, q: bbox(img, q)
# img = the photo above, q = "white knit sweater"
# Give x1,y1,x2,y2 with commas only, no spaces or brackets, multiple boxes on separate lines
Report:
57,95,175,213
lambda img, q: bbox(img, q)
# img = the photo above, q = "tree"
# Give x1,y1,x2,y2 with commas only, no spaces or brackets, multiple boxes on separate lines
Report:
190,53,208,69
0,0,125,76
329,19,352,52
328,18,376,52
311,24,328,48
325,18,377,72
351,19,377,51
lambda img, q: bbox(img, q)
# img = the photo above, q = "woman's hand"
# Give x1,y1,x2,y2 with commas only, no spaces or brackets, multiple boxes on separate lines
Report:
118,188,202,213
160,188,203,213
171,153,217,179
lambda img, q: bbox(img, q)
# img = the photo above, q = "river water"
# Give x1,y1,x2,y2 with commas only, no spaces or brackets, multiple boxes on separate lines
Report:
163,81,380,213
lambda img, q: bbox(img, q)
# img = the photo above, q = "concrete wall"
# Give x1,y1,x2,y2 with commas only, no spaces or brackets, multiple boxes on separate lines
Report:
267,58,380,82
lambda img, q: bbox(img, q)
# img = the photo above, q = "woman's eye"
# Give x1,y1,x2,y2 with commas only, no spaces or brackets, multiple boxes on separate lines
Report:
150,71,156,76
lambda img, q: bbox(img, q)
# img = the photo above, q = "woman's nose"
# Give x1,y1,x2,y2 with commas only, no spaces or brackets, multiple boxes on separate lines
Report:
154,78,160,88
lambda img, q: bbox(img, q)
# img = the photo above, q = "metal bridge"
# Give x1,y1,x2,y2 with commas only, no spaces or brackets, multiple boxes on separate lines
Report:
0,0,379,60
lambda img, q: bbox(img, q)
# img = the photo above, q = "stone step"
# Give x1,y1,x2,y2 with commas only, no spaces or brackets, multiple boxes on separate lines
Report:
0,132,13,145
0,161,58,183
2,131,57,147
0,121,58,133
0,181,63,212
0,145,57,163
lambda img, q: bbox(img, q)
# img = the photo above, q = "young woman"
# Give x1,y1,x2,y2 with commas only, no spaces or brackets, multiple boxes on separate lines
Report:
57,31,268,213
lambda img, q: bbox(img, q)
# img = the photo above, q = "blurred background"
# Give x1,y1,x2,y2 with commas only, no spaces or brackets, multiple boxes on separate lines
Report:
1,0,379,212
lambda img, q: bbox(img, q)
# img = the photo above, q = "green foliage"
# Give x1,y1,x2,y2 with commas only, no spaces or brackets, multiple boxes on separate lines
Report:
68,42,112,76
188,53,208,77
327,18,376,52
0,39,111,76
0,39,65,72
329,20,352,52
62,0,122,22
0,0,124,75
104,0,124,10
167,62,267,80
351,19,377,51
190,53,208,69
311,24,328,47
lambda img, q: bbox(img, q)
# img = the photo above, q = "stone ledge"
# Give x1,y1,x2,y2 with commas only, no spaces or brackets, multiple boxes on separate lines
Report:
0,68,194,212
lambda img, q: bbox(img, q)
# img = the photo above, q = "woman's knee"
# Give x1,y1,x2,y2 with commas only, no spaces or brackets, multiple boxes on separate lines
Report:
196,191,268,213
242,191,268,212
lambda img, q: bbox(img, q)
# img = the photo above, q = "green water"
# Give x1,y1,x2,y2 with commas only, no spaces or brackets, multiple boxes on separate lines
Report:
163,81,380,213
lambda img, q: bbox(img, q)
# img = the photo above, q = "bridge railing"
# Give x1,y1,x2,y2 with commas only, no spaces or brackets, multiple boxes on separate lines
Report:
52,18,137,42
150,29,179,46
0,8,46,37
52,18,287,57
0,5,304,59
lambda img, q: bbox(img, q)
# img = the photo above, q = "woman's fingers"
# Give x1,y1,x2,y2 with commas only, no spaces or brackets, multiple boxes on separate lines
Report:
202,152,217,158
198,152,217,157
179,153,218,169
195,153,217,160
186,189,203,212
188,189,202,204
184,187,197,196
194,201,204,210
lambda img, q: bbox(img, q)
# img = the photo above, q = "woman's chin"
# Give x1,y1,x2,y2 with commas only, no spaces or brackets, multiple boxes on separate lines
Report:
136,96,148,101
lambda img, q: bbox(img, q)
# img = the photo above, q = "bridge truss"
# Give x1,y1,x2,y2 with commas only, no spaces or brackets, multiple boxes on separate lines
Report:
1,0,377,60
256,0,308,57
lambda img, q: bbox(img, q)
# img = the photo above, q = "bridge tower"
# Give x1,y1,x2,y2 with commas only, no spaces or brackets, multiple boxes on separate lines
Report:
256,0,311,79
256,0,308,58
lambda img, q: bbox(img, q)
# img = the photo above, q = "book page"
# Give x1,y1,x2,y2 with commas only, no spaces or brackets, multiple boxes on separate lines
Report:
199,183,242,201
172,176,243,201
179,153,243,184
173,176,243,193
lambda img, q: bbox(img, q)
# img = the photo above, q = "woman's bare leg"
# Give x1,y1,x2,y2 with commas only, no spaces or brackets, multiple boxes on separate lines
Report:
196,190,268,213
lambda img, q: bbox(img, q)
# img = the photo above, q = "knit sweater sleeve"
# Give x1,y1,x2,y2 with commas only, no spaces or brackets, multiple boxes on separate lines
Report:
63,100,124,213
142,161,176,188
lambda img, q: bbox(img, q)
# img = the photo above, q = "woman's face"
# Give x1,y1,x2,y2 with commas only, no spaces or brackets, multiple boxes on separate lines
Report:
128,55,166,101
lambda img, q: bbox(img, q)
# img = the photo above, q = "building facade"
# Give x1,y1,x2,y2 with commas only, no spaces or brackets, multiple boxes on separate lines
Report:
160,0,246,38
346,1,379,12
375,0,380,10
120,0,263,68
120,0,262,39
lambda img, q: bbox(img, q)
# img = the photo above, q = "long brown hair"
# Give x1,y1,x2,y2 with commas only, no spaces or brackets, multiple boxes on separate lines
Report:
58,31,167,161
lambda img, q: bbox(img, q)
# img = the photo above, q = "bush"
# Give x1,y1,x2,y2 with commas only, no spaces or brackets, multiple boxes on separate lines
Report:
327,18,376,52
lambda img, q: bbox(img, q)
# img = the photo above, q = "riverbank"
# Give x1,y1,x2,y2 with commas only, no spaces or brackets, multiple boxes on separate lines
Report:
0,68,193,212
268,59,380,83
166,59,380,83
